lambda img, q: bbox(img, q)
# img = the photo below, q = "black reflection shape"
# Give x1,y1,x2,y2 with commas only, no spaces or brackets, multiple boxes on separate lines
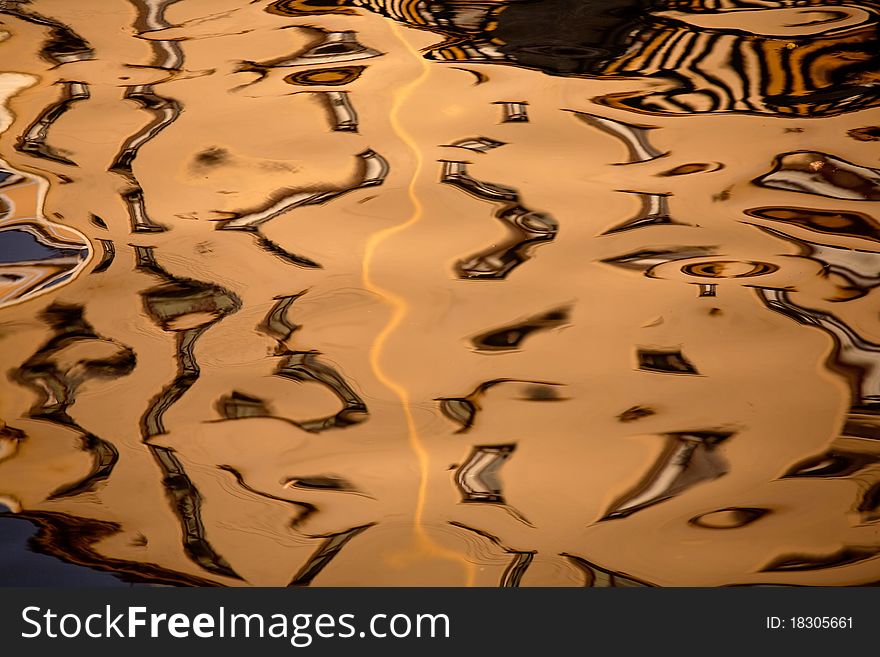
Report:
438,379,565,433
13,304,135,499
637,348,699,375
285,66,365,86
237,292,369,432
595,14,880,118
495,101,528,123
755,225,880,293
255,235,321,268
698,283,716,297
763,548,879,573
13,511,219,586
140,277,239,331
17,82,89,165
459,205,556,279
745,206,880,243
123,188,167,233
753,152,880,201
472,306,570,351
445,136,505,154
456,445,515,505
843,414,880,442
601,246,715,272
216,391,270,420
618,405,655,423
0,423,25,447
449,521,536,585
151,446,243,580
278,30,381,66
275,352,368,432
439,398,477,432
215,378,365,433
266,0,358,16
689,508,769,530
501,552,534,587
260,0,880,119
603,430,734,520
264,0,641,78
319,91,359,131
442,161,557,279
659,163,720,177
111,86,182,177
238,29,381,80
566,111,666,165
92,239,115,274
136,246,241,438
289,524,373,586
680,260,778,279
783,451,878,479
858,482,880,520
0,4,93,65
849,127,880,142
219,466,315,528
284,475,357,493
111,1,184,233
602,191,679,235
260,293,303,345
562,553,653,587
216,149,388,266
451,67,489,85
132,0,183,70
441,161,518,202
757,287,880,409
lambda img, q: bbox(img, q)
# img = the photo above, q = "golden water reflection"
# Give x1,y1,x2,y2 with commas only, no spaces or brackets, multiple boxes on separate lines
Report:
0,0,879,586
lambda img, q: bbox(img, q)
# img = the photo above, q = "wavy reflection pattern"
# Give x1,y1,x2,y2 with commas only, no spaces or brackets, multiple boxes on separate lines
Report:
0,0,879,586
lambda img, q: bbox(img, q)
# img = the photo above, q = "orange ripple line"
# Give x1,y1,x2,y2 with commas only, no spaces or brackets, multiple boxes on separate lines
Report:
361,21,475,586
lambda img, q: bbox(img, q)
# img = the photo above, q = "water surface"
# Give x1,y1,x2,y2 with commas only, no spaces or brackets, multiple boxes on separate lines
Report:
0,0,879,586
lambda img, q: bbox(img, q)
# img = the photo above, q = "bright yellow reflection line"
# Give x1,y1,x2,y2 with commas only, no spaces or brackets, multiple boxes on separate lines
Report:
361,21,475,586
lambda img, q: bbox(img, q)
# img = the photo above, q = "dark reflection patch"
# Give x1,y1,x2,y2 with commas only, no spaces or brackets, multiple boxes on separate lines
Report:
763,548,879,572
12,303,135,499
216,391,270,420
690,508,769,530
858,482,880,519
438,379,565,433
284,476,357,492
753,152,880,202
783,450,878,479
637,348,699,375
285,66,365,86
618,406,656,423
562,553,653,587
289,524,373,586
603,431,734,520
602,247,716,273
456,445,516,505
848,126,880,142
658,163,721,177
472,306,570,351
150,446,243,580
266,0,358,16
745,206,880,243
11,512,219,586
680,260,778,279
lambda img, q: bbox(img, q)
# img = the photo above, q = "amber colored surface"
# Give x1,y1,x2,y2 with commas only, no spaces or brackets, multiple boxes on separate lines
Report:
0,0,879,586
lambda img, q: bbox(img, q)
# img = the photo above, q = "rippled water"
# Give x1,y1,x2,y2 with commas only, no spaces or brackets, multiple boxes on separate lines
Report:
0,0,879,587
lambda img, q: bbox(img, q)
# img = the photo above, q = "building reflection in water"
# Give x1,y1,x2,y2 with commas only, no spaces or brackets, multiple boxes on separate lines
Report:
0,0,879,586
